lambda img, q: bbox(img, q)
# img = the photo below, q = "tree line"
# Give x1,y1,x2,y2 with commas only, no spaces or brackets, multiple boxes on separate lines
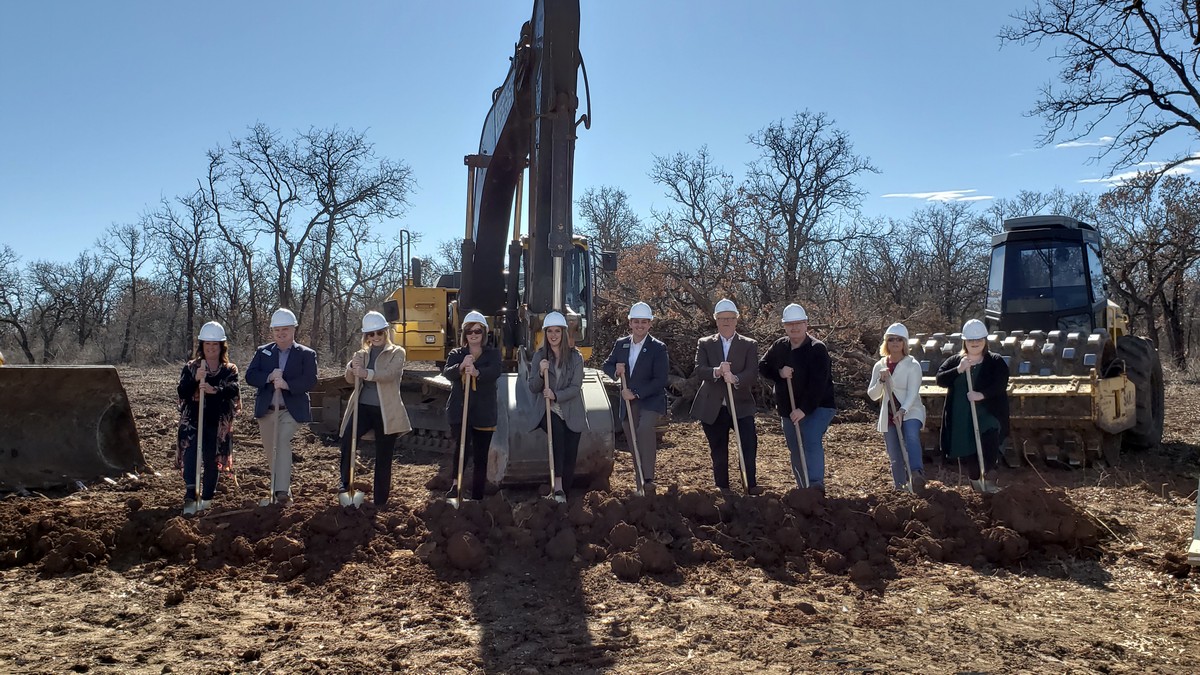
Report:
6,0,1200,372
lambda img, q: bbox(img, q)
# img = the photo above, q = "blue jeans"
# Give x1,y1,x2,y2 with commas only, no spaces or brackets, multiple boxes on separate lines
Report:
883,418,924,488
780,407,835,488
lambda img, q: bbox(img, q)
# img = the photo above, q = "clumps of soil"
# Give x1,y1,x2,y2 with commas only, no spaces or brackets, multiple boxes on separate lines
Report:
0,477,1111,587
407,481,1100,585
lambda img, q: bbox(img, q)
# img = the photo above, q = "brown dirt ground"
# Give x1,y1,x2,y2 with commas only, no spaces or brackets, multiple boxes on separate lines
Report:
1,366,1197,674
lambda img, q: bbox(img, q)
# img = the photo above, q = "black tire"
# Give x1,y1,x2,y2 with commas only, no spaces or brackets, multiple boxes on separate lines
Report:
1116,335,1165,451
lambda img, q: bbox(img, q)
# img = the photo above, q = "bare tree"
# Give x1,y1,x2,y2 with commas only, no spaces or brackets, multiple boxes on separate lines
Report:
576,186,644,251
418,237,464,284
202,147,262,341
1002,1,1200,175
0,246,34,362
742,111,878,305
97,222,152,362
649,147,747,317
290,126,413,349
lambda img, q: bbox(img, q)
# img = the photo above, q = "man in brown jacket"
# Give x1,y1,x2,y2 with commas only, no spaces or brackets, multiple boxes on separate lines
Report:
690,298,760,492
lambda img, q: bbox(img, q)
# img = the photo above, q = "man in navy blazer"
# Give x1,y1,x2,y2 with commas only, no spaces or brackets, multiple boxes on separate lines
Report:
602,302,669,494
690,298,759,492
245,308,318,505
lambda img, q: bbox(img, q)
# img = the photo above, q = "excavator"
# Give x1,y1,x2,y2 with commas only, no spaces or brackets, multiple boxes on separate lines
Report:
915,215,1165,468
312,0,615,487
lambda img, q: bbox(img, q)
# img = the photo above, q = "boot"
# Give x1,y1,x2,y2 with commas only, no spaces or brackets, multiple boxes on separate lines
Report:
182,499,198,515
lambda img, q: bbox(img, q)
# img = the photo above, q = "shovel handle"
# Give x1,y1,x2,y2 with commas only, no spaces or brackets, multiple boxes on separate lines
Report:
621,372,646,493
455,374,472,503
883,372,914,493
964,363,987,484
349,375,361,491
785,376,809,489
195,372,205,498
545,395,557,488
725,379,750,492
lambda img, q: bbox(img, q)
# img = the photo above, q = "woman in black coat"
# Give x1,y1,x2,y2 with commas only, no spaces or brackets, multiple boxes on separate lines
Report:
935,319,1009,493
443,311,503,501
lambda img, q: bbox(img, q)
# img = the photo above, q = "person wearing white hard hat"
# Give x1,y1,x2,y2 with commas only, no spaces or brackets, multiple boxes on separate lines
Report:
528,310,587,503
246,307,318,505
758,303,836,490
176,321,241,514
443,310,502,501
690,298,761,492
935,319,1009,494
867,323,927,492
602,302,669,494
338,311,412,507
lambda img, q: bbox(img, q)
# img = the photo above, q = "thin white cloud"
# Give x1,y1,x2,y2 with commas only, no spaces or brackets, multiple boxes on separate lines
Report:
1079,157,1200,185
1055,136,1115,149
881,189,994,203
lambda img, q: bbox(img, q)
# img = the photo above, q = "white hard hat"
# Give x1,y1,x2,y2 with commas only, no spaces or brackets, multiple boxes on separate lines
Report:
781,303,808,323
961,319,988,340
462,310,488,330
198,321,227,342
628,302,654,320
713,298,739,317
361,311,389,333
543,311,568,329
270,308,298,328
884,322,909,340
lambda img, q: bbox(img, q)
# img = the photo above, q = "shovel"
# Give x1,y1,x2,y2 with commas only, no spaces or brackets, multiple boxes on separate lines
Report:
448,372,474,509
545,394,561,501
785,375,810,489
621,372,646,496
884,376,915,493
260,383,285,507
964,363,990,491
725,378,751,493
339,375,366,508
185,366,206,515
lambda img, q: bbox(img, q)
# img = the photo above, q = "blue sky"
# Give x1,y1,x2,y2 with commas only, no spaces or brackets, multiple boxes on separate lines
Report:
2,1,1194,266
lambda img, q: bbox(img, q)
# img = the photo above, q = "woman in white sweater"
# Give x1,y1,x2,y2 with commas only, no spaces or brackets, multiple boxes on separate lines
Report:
867,323,927,491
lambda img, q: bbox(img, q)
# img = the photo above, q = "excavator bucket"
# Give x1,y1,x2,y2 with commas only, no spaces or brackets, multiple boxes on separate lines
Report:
0,365,144,490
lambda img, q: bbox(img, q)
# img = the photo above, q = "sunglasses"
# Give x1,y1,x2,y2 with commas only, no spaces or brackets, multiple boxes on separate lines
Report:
464,328,485,336
365,329,387,338
887,336,905,342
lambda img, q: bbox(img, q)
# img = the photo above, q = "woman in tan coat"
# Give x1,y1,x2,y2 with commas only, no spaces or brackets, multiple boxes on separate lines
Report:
339,311,411,507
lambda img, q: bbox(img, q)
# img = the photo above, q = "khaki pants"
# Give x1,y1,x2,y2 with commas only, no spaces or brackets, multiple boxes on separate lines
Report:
258,409,300,494
623,404,661,484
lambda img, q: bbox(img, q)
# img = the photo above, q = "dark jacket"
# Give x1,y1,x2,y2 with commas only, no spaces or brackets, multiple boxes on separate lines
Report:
758,335,837,418
444,345,503,428
245,341,318,422
689,332,758,424
935,352,1010,454
176,360,241,462
602,334,669,418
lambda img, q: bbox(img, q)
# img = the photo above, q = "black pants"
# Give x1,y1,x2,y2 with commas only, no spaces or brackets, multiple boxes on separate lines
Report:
539,412,581,488
340,403,398,506
449,426,494,500
961,428,1002,480
183,426,218,501
702,406,757,489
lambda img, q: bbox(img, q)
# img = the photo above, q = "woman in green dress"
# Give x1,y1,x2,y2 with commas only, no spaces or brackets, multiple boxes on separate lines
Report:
935,319,1010,493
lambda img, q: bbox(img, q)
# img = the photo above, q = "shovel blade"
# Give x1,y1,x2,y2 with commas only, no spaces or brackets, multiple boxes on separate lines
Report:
338,490,365,508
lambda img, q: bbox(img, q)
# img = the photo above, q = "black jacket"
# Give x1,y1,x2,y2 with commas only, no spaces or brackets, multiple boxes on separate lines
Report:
935,351,1010,453
444,345,502,428
758,335,837,418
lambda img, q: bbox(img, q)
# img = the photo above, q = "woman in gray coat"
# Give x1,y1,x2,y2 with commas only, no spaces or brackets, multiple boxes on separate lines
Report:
528,311,587,503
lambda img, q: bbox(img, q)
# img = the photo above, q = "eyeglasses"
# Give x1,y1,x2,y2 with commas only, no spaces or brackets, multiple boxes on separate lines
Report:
464,328,485,336
365,330,387,338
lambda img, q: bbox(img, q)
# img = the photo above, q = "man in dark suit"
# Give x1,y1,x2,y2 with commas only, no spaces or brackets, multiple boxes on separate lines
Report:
602,302,669,495
690,298,760,493
246,307,318,505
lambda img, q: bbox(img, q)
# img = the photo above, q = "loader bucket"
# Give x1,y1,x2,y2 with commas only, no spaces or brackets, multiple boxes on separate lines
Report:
0,365,143,490
488,365,614,487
